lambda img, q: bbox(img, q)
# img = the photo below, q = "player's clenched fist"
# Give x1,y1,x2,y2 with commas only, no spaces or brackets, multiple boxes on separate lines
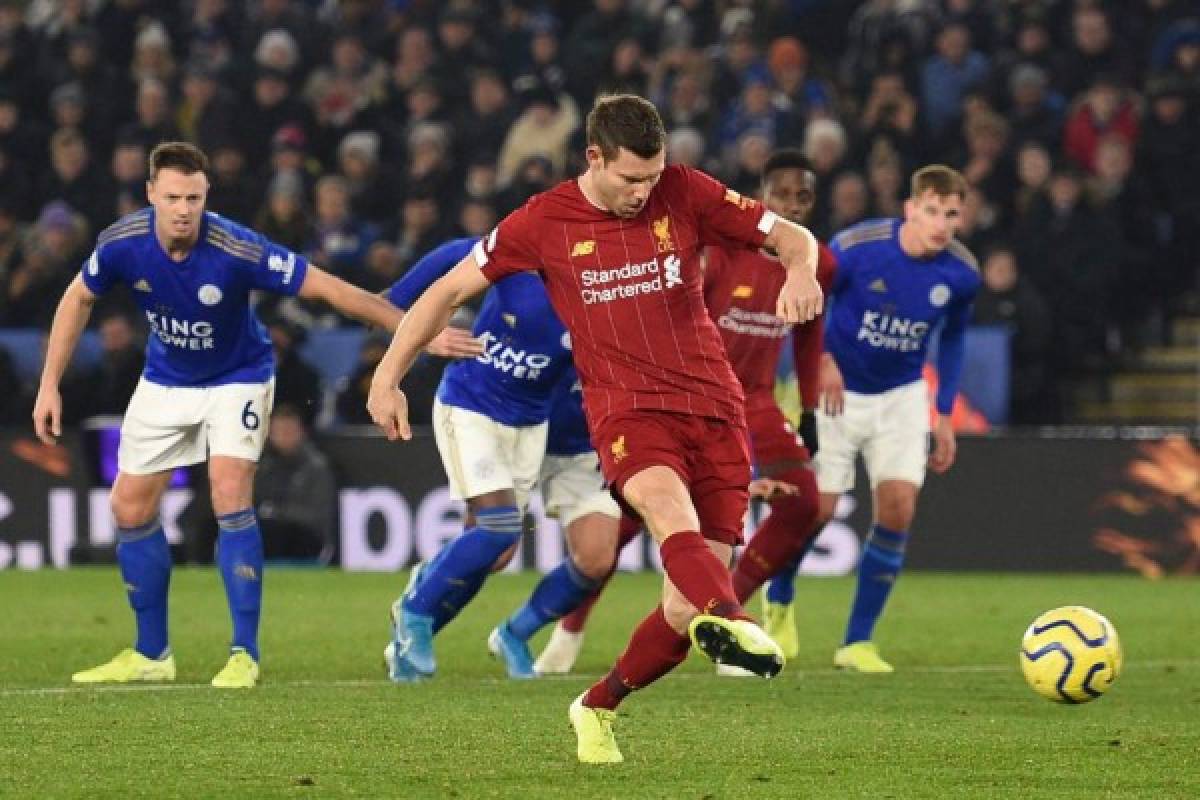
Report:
776,269,824,324
367,382,413,441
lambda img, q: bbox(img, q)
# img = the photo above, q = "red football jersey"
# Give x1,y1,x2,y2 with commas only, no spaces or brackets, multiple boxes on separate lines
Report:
703,242,837,398
474,165,777,429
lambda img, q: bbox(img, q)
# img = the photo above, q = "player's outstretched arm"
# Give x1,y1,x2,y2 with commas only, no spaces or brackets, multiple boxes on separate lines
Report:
299,265,405,331
33,275,96,444
763,219,822,324
368,255,491,441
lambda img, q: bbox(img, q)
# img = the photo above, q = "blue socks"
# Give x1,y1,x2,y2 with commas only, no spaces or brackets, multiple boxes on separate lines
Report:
765,553,802,605
845,524,909,645
216,509,264,662
404,505,522,631
117,520,171,660
506,557,600,641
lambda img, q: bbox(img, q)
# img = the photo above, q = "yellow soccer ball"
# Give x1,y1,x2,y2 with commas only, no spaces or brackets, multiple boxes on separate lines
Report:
1020,606,1122,704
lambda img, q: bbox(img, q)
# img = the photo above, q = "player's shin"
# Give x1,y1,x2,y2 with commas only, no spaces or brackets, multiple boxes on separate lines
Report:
216,509,264,661
117,519,172,660
582,606,689,710
844,524,909,645
404,505,522,627
732,469,820,603
507,557,600,641
658,532,748,620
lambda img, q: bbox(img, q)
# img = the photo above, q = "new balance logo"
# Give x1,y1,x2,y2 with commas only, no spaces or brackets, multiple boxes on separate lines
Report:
571,240,596,257
133,279,152,292
868,278,888,293
502,313,516,328
732,285,753,299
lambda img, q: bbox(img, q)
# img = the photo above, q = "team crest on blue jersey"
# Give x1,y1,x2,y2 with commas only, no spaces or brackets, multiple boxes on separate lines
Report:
133,279,152,292
198,284,223,306
929,284,950,307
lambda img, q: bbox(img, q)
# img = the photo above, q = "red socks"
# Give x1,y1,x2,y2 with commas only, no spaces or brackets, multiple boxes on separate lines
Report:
658,531,747,621
731,468,820,603
583,606,690,710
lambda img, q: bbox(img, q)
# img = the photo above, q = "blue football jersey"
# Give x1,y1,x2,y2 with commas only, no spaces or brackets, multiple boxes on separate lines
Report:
81,209,309,387
827,219,980,413
386,238,573,427
545,367,593,456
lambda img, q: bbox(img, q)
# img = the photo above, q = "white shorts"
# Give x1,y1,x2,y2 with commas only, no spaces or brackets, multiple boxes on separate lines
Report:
432,398,547,510
539,451,621,527
118,378,275,475
813,379,930,494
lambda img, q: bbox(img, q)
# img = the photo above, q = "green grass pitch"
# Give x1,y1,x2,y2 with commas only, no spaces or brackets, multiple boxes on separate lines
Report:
1,569,1197,799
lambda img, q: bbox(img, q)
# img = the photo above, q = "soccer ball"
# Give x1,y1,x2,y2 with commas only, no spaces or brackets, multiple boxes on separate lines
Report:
1019,606,1122,704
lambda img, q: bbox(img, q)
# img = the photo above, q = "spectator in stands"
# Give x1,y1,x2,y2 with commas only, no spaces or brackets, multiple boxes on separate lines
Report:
458,69,516,166
495,154,555,217
246,0,318,77
828,171,870,235
523,11,567,95
391,188,446,271
598,37,651,97
562,0,653,104
921,20,991,143
309,174,377,285
456,196,497,241
497,80,579,187
432,7,496,108
858,70,920,165
726,130,771,195
305,30,386,164
254,170,312,256
804,117,850,236
266,316,322,427
49,79,108,160
1014,164,1119,372
61,311,144,423
1063,74,1139,175
178,61,237,153
337,130,400,228
1005,63,1062,150
665,126,706,168
958,109,1016,216
766,36,833,123
207,141,260,225
403,122,456,214
38,129,108,243
972,246,1054,424
239,66,313,167
255,404,336,563
957,184,1003,257
1137,72,1200,311
1054,5,1134,99
659,68,714,136
0,90,44,181
1013,139,1053,219
1089,135,1161,349
129,22,176,89
360,241,403,295
0,202,85,328
119,77,181,152
865,142,904,218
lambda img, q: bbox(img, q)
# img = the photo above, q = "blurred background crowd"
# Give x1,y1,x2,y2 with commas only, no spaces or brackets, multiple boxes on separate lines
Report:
0,0,1197,431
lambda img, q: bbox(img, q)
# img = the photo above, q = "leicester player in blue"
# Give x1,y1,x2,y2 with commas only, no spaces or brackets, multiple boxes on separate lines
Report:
764,165,980,673
33,142,402,688
380,238,579,682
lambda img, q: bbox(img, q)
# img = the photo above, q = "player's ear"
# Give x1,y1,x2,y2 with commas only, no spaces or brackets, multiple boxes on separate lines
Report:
584,145,605,169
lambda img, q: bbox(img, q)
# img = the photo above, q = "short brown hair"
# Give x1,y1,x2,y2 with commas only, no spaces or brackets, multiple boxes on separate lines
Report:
148,141,210,180
910,164,967,200
586,94,665,161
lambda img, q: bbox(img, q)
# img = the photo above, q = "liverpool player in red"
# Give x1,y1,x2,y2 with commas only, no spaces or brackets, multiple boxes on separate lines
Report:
535,149,837,676
705,149,837,657
367,95,822,764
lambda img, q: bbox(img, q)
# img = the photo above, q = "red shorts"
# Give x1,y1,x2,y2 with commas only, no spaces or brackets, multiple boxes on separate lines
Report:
593,410,751,545
745,391,811,467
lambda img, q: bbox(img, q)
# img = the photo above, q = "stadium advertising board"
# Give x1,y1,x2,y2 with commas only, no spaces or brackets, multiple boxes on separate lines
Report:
0,428,1196,576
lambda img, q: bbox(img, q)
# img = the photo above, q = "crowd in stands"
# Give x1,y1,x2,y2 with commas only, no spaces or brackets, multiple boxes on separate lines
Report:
0,0,1197,427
